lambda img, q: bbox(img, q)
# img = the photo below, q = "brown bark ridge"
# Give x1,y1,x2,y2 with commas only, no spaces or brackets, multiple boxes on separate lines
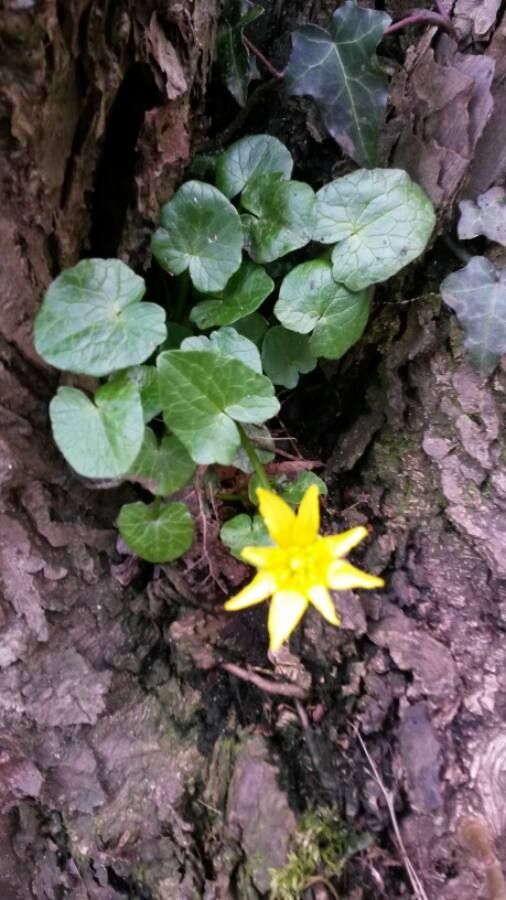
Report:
0,3,219,898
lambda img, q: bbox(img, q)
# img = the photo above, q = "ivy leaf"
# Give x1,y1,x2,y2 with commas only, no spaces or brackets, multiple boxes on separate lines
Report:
34,259,167,377
458,187,506,246
151,181,243,292
217,2,263,107
181,327,262,373
220,513,272,558
261,326,317,388
285,1,391,167
190,260,273,329
275,259,370,359
49,383,144,479
234,313,269,345
109,365,161,424
281,472,328,507
241,174,316,262
118,500,194,563
157,350,280,464
440,256,506,374
314,169,436,291
128,428,196,496
216,134,293,199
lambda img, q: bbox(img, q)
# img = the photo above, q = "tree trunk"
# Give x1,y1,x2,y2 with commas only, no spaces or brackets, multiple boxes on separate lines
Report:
0,4,218,898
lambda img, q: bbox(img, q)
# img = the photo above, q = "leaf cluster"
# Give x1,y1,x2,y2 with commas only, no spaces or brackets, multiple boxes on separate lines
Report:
34,133,434,564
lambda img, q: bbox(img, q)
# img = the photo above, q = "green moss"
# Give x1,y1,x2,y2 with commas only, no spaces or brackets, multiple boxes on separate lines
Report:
269,808,370,900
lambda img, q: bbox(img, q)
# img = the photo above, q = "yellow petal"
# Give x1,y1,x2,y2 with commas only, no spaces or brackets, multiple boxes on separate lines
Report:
292,484,320,545
267,591,308,651
308,585,341,626
324,526,368,558
328,560,384,591
240,545,279,568
225,572,276,611
256,488,295,547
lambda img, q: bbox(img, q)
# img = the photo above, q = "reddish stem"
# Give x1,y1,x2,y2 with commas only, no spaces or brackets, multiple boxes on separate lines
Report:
242,34,286,80
386,8,456,36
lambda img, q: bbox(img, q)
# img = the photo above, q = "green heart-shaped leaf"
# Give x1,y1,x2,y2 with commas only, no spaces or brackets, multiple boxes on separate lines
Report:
281,472,328,507
241,174,316,262
234,313,269,345
314,169,435,291
158,350,280,464
151,181,243,292
220,513,272,558
118,500,194,563
181,327,262,373
217,3,263,107
34,259,167,377
128,428,196,496
50,383,144,479
285,1,391,167
109,365,161,424
275,259,370,359
216,134,293,199
190,260,273,329
440,256,506,374
261,326,316,388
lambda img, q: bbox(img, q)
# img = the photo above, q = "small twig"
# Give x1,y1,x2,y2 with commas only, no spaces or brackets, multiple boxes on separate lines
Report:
442,233,473,265
222,662,309,698
194,468,227,592
242,34,286,80
386,9,455,36
354,727,429,900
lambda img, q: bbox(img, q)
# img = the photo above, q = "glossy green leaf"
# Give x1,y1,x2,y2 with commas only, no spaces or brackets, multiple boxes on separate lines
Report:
181,327,262,373
314,169,435,291
34,259,166,377
241,174,316,262
118,500,194,563
285,1,391,167
275,259,370,359
281,472,327,506
220,513,272,558
109,366,161,424
261,326,317,388
234,313,269,345
217,2,263,107
157,350,280,464
128,428,196,496
151,181,243,292
216,134,293,199
440,256,506,374
49,383,144,479
190,260,273,329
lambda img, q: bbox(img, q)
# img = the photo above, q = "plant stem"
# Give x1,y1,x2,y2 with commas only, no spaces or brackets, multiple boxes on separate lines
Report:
242,34,286,80
153,496,161,515
238,426,271,490
385,8,455,35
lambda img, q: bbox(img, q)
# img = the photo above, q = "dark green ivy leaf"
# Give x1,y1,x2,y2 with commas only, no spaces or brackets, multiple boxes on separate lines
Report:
440,256,506,375
285,1,391,167
217,1,263,107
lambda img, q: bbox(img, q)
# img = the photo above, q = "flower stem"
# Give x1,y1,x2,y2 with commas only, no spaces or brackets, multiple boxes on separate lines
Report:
238,426,271,491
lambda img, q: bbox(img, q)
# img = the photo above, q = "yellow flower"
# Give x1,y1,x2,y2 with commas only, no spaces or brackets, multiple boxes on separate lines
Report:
225,485,384,652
